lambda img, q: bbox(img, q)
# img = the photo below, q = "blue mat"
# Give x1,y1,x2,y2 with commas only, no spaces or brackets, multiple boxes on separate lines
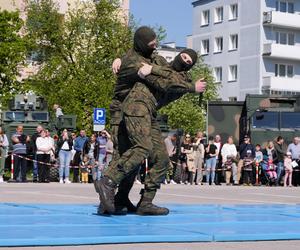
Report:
1,203,300,246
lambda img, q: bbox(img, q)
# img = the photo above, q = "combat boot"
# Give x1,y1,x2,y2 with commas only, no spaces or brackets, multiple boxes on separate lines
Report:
97,202,127,216
114,192,137,213
98,176,117,214
136,197,169,216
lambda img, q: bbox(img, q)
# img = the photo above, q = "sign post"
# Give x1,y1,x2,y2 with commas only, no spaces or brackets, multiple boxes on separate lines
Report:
93,108,106,131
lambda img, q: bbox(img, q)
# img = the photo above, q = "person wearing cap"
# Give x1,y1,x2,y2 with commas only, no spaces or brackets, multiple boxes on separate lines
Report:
284,152,293,187
242,150,254,185
96,27,206,216
237,135,255,185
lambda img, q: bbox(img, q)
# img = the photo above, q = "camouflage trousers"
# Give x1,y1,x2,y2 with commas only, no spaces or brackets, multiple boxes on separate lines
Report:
104,101,169,199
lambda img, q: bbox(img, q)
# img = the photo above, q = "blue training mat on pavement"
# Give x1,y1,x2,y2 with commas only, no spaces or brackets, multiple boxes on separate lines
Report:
1,203,300,246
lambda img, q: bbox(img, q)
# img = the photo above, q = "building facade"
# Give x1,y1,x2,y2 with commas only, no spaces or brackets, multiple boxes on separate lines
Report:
189,0,300,101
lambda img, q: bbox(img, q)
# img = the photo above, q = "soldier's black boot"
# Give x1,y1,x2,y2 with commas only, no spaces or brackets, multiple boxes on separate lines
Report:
114,192,137,214
98,176,117,214
136,190,169,216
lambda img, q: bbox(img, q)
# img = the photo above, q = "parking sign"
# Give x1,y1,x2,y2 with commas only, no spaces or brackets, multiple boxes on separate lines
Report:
93,108,106,131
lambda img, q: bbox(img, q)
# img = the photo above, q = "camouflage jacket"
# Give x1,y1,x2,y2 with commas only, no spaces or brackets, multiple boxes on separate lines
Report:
110,49,195,114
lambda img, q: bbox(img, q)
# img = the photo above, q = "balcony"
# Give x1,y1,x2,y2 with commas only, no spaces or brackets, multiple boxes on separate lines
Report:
262,76,300,92
263,43,300,61
263,11,300,29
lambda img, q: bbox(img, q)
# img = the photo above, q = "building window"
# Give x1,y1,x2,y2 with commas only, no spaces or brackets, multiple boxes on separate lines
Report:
229,4,238,20
228,65,237,81
275,64,294,78
229,34,238,50
214,67,222,82
275,32,295,45
229,97,237,101
201,39,209,55
214,37,223,53
214,7,223,23
201,10,210,26
276,1,294,13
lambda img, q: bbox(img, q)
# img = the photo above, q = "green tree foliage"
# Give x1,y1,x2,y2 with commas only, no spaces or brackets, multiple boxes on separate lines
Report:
24,0,133,131
0,9,26,104
159,57,219,135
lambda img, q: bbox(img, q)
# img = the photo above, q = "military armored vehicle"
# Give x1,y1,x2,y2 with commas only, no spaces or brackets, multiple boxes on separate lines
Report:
207,94,300,146
0,94,77,181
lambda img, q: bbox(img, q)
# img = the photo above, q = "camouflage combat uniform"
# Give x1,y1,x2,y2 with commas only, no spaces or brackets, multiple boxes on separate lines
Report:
104,52,195,201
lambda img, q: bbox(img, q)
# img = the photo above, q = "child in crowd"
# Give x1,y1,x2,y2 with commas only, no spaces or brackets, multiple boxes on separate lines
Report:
80,155,90,184
254,144,263,185
243,150,254,185
224,155,234,185
284,152,293,187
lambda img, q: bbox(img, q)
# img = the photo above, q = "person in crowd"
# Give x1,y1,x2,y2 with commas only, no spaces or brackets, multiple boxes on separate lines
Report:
274,136,286,186
254,144,263,185
97,130,110,176
237,135,255,185
194,131,205,185
0,127,9,183
262,141,278,184
45,129,55,162
243,150,254,185
11,125,29,182
83,133,99,181
105,133,114,168
57,129,73,184
180,134,193,184
214,134,223,185
288,137,300,186
221,136,238,185
205,136,218,185
73,130,88,182
186,138,196,185
224,155,234,185
287,137,300,162
53,104,64,118
80,155,90,184
284,152,293,187
164,132,178,184
30,125,43,182
36,129,54,183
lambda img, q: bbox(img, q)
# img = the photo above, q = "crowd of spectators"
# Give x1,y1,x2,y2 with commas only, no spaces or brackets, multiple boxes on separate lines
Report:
163,131,300,187
0,125,113,184
1,124,300,187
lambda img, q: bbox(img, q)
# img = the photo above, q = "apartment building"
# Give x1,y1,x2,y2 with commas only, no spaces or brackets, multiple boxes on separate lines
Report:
188,0,300,101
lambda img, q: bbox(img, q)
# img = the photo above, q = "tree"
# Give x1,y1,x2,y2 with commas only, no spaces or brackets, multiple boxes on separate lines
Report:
24,0,133,131
159,57,219,135
0,9,26,104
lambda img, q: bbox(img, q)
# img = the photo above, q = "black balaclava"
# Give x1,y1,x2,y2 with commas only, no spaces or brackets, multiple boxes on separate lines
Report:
133,26,156,58
172,48,198,72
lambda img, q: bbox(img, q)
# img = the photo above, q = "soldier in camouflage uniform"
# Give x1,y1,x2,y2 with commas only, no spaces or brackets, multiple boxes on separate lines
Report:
95,27,206,215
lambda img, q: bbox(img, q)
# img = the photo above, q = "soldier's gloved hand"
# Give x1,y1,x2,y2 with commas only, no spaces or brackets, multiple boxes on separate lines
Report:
195,78,206,93
112,58,122,74
138,62,153,79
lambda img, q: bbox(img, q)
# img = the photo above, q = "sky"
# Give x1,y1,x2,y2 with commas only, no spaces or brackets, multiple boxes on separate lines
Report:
130,0,194,47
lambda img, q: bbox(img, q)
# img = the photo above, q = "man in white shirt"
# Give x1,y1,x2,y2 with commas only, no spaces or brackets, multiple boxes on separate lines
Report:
221,136,238,185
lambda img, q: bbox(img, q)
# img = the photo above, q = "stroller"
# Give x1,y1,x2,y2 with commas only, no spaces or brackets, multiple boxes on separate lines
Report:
261,155,277,186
